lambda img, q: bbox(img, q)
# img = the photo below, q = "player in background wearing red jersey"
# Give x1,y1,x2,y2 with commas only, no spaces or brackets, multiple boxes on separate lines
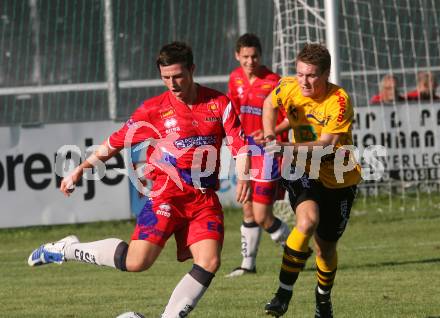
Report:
226,34,291,277
406,71,439,101
28,42,250,318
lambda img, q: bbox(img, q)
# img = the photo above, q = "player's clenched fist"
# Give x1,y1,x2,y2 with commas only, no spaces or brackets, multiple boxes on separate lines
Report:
60,167,83,196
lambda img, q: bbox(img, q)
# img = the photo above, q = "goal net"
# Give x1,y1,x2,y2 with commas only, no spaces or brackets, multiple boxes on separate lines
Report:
272,0,440,216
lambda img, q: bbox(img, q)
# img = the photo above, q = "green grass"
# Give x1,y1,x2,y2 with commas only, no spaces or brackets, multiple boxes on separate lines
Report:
1,195,440,317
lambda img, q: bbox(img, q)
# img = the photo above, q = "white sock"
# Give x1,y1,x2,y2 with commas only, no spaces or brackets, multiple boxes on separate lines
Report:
161,274,207,318
240,222,262,270
269,220,290,245
317,286,331,295
64,238,123,268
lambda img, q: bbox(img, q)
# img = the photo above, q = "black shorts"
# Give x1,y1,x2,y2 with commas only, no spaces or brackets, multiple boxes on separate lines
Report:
281,176,357,242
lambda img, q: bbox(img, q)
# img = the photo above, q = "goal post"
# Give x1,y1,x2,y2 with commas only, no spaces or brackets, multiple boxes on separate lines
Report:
324,0,340,85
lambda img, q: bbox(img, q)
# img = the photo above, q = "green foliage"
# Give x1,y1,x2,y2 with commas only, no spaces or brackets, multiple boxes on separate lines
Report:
1,199,439,317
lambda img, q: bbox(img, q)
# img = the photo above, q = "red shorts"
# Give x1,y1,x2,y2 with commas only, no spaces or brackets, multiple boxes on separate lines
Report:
251,180,285,205
131,176,224,262
248,136,284,205
248,137,281,182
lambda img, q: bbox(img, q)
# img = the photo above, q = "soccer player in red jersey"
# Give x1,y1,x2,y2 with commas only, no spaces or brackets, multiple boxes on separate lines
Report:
226,33,291,277
28,42,250,317
370,74,405,104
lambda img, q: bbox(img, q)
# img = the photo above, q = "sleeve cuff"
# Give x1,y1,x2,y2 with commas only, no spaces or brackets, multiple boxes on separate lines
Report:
107,137,118,150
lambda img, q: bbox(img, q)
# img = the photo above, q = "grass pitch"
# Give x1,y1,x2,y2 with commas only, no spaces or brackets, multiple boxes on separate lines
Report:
1,194,440,317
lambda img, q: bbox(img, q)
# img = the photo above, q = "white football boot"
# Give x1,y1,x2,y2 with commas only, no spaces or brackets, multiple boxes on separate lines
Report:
28,235,79,266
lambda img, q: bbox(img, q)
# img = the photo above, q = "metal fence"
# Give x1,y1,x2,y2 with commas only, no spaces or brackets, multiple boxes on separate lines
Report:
0,0,274,126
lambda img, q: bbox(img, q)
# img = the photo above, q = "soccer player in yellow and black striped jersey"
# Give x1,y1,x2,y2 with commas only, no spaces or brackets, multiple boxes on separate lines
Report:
262,43,361,318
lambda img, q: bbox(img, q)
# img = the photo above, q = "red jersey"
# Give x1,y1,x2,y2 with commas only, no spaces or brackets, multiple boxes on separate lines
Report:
370,94,405,104
406,90,440,101
227,66,288,142
108,85,246,189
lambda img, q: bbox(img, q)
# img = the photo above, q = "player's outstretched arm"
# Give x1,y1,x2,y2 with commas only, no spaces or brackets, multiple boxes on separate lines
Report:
262,94,278,141
235,154,251,204
60,142,120,196
252,117,290,145
275,118,291,135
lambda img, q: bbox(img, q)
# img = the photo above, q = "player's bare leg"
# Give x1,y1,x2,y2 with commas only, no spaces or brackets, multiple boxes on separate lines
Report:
253,201,289,245
125,240,163,271
161,239,220,318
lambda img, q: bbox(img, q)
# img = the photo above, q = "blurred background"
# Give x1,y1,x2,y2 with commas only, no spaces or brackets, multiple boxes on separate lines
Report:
2,0,439,126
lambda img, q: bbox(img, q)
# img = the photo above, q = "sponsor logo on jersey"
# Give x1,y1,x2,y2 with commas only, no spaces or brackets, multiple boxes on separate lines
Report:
256,93,268,99
166,127,181,134
261,83,273,90
160,108,175,119
126,118,138,128
240,105,262,116
237,86,244,98
334,90,347,123
288,105,298,121
205,117,221,122
276,97,283,108
159,203,171,211
306,113,326,125
298,125,317,142
156,203,171,218
156,210,170,217
164,118,177,128
208,103,218,111
174,135,217,149
235,79,244,85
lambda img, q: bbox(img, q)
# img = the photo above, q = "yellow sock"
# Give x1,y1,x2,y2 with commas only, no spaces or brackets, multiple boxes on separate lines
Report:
286,227,311,252
279,227,313,287
316,252,338,291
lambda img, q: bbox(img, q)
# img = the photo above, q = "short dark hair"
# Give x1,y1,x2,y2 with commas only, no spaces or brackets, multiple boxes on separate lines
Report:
235,33,262,55
156,41,194,70
296,43,331,74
